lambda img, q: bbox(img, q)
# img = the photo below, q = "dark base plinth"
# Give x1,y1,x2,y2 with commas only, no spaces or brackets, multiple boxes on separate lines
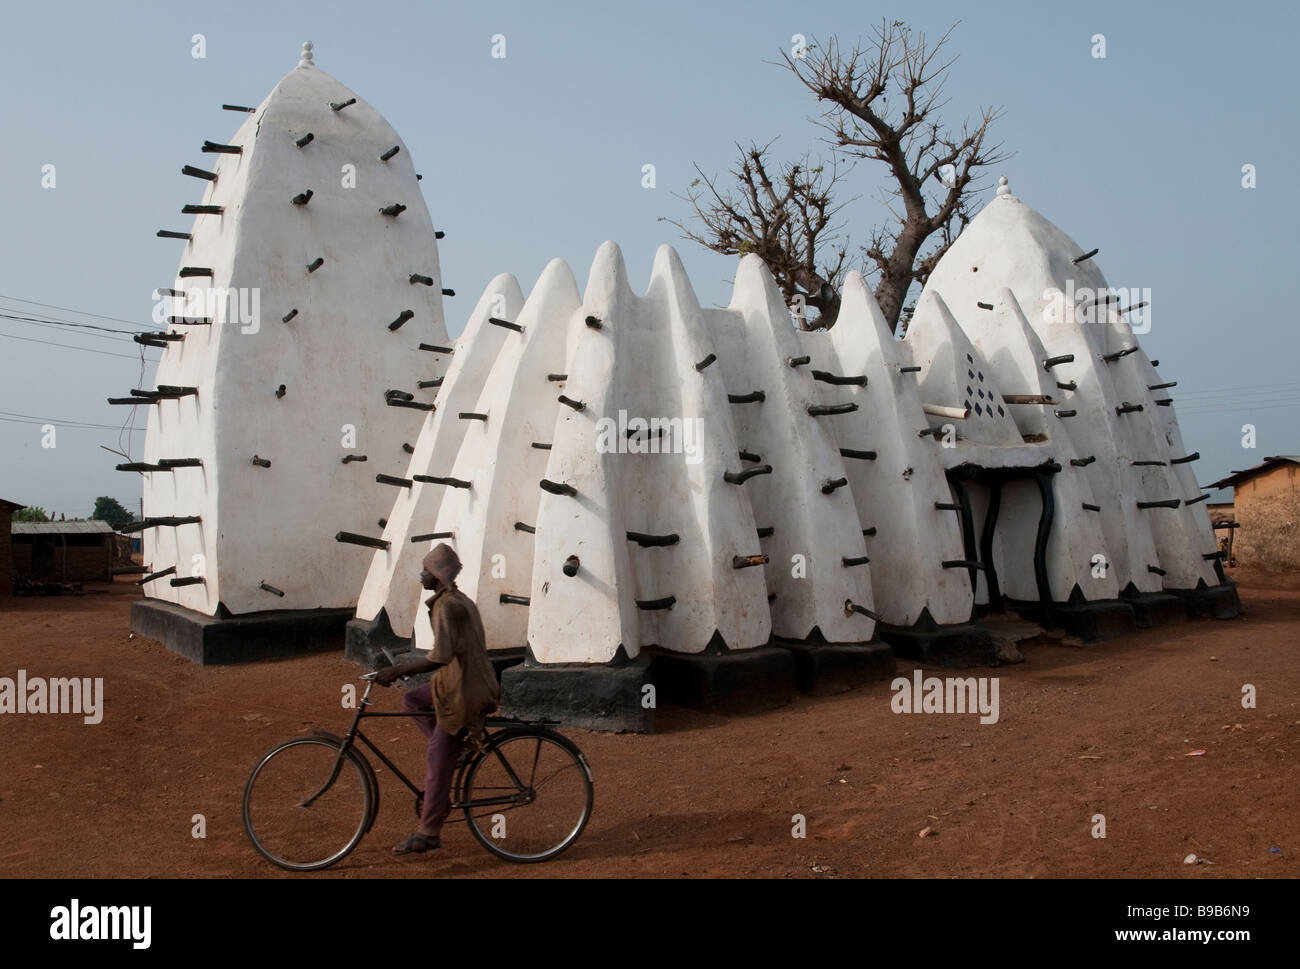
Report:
771,637,895,695
877,621,997,667
1169,583,1242,620
131,598,352,665
500,652,654,733
1052,600,1138,641
344,609,411,667
1123,591,1190,629
647,645,796,715
486,648,527,680
1009,598,1137,643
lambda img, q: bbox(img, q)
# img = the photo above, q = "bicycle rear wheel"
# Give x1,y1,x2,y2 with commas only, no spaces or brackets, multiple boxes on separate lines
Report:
461,729,593,863
243,736,373,872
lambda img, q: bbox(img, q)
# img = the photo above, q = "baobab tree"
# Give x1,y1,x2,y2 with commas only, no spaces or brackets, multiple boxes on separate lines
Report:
668,19,1010,332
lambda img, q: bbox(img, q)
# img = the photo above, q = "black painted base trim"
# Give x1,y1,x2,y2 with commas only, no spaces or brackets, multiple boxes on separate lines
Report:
500,649,654,733
344,608,411,667
1121,590,1190,629
647,644,797,715
877,619,997,668
131,598,353,665
771,637,895,694
1167,582,1242,620
1008,597,1137,643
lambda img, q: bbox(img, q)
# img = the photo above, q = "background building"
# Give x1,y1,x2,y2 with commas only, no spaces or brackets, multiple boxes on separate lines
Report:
10,519,115,584
1208,456,1300,573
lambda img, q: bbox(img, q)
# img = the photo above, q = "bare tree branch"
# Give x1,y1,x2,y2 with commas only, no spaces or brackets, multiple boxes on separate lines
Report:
664,140,856,328
669,19,1013,333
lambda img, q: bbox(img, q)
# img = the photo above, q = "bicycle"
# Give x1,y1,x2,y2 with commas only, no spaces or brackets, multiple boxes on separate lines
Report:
242,671,594,871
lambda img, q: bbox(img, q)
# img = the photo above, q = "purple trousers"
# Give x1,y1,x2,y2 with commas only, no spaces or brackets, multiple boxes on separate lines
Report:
401,683,464,834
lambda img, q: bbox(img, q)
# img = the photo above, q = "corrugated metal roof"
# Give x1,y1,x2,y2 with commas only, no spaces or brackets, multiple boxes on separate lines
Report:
1206,455,1300,491
11,520,115,535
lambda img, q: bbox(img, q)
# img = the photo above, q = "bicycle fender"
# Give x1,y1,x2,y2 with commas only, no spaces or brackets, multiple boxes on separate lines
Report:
487,727,594,782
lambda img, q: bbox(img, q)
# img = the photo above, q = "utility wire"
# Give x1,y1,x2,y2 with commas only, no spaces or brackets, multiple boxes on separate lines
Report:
0,415,147,431
0,315,144,345
0,332,158,364
1176,380,1300,397
0,292,165,330
0,310,151,337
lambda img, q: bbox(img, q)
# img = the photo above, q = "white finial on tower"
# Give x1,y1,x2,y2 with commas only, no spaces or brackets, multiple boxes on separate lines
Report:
996,175,1010,197
299,41,314,67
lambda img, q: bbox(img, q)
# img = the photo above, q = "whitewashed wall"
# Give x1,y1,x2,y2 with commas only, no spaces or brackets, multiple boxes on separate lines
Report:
142,48,448,614
364,179,1221,665
919,179,1171,594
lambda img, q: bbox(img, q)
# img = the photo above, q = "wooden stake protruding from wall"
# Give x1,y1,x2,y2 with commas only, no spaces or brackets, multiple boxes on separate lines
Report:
414,475,471,489
844,599,882,621
137,566,177,585
335,531,390,550
724,465,772,485
626,531,679,547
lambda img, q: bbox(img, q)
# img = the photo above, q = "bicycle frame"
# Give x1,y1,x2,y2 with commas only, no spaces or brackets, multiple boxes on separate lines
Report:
303,676,543,815
244,673,594,869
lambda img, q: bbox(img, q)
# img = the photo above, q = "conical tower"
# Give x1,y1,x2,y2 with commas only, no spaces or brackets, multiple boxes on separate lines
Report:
128,43,451,661
919,176,1237,625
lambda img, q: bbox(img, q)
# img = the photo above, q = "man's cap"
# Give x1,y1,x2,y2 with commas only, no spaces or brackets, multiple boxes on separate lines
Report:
422,543,462,585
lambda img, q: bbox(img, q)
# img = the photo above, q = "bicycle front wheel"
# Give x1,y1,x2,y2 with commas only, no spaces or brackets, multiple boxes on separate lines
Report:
461,729,593,863
242,736,373,872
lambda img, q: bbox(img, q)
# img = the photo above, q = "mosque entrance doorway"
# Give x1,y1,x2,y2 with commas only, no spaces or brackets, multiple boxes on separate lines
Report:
945,461,1061,617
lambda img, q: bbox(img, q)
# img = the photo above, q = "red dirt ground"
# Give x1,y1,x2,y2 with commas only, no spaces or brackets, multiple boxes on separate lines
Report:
0,572,1296,879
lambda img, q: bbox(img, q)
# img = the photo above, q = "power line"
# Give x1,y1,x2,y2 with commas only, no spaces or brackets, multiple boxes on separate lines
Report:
1177,389,1300,403
0,292,163,330
1176,401,1300,416
0,415,147,431
0,309,148,337
0,315,143,345
1175,397,1300,413
0,331,159,361
0,408,143,425
1174,384,1300,401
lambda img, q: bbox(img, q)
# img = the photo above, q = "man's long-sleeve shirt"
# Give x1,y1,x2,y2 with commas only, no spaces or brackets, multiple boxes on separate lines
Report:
423,586,501,736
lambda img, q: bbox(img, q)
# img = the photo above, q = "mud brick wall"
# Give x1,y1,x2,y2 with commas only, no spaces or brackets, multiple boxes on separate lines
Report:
9,537,113,582
1235,464,1300,573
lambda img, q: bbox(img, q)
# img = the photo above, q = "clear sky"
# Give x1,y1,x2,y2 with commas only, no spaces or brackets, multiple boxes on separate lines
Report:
1,0,1296,516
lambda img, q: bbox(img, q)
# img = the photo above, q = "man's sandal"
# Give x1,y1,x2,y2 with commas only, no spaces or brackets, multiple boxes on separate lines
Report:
392,832,440,855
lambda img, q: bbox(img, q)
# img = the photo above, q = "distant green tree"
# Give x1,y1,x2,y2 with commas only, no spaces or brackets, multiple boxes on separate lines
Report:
91,496,133,529
13,507,49,522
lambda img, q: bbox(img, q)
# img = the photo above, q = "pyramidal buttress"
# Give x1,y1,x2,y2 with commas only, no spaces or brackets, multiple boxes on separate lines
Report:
352,181,1237,732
